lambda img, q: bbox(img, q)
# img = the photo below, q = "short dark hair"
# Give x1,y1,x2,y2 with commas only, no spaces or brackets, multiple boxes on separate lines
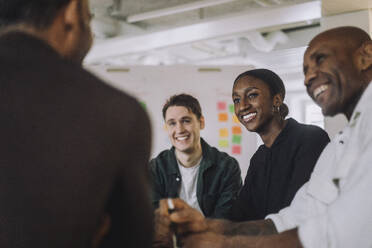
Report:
162,94,202,120
233,68,289,118
0,0,72,28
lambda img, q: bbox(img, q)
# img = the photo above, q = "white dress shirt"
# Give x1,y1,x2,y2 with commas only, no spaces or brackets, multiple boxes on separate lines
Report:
267,83,372,248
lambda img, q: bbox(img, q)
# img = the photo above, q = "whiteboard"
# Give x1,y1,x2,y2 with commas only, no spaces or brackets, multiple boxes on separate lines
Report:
88,65,260,179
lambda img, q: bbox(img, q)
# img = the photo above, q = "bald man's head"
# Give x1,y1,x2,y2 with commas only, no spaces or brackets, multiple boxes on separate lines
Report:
303,26,372,119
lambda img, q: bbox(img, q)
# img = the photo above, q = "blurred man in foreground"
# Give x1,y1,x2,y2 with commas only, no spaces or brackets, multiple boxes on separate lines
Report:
0,0,153,247
157,26,372,248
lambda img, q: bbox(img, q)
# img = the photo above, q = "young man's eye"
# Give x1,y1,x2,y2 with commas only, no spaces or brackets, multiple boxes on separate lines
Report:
182,119,191,124
167,122,176,126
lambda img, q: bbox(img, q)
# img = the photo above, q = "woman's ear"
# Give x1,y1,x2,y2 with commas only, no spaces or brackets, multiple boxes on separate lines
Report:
273,94,283,108
355,40,372,71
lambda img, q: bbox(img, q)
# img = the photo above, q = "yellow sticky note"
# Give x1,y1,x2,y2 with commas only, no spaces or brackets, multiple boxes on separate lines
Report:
219,128,229,138
219,140,229,148
232,114,240,124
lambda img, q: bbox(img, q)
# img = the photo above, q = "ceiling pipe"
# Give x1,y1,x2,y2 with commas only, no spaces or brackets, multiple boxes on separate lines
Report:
244,30,288,52
126,0,239,23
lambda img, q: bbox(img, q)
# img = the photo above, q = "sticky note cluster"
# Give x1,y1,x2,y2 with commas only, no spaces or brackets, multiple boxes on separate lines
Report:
217,101,242,155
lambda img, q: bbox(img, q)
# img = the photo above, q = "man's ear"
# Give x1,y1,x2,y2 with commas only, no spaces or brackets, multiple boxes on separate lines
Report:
356,40,372,71
199,116,205,130
63,0,80,31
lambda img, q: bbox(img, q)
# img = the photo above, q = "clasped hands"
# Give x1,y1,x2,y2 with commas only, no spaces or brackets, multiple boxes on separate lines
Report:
153,198,226,248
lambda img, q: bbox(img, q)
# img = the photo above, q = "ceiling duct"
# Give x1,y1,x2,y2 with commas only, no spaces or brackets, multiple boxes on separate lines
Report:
244,30,289,53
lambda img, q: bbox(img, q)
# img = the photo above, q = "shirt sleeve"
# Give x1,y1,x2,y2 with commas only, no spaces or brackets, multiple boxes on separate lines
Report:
149,158,164,209
266,141,335,233
298,140,372,248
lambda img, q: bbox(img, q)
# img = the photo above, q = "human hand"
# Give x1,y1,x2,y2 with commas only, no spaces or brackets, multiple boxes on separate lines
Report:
153,207,172,248
159,198,208,235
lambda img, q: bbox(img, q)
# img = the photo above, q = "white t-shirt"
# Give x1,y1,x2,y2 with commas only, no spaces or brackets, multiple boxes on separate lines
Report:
178,157,203,215
267,83,372,248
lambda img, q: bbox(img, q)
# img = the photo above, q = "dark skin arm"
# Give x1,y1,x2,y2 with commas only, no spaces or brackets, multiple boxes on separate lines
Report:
181,228,302,248
157,199,303,248
165,198,276,236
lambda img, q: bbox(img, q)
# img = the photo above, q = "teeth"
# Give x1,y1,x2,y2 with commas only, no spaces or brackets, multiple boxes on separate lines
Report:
242,112,257,122
176,136,188,141
313,85,328,99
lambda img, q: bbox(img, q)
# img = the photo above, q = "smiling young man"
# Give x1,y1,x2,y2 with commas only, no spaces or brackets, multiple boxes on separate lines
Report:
150,94,242,219
0,0,152,247
155,26,372,248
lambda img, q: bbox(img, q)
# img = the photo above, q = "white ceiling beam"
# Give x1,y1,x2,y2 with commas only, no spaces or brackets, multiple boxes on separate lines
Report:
126,0,239,23
322,0,372,16
85,1,321,63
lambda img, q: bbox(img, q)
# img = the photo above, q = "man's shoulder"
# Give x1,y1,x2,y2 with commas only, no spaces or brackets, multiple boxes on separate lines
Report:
150,149,176,169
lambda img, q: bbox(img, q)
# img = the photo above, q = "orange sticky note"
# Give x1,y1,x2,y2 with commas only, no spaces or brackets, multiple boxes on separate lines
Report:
219,128,229,138
218,113,228,122
232,145,241,155
232,114,240,124
232,126,242,135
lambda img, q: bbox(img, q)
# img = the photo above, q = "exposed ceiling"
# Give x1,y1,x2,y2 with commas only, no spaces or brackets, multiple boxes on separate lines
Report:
86,0,322,73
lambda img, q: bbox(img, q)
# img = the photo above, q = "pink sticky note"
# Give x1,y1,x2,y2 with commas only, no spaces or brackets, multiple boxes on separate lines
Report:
232,145,241,155
217,102,227,111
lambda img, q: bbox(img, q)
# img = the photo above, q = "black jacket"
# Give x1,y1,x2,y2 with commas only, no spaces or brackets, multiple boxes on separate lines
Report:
0,32,153,248
231,118,330,221
150,138,242,219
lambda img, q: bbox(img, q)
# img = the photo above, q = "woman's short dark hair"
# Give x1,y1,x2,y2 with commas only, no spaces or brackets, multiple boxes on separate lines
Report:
233,68,289,118
162,94,202,120
0,0,72,28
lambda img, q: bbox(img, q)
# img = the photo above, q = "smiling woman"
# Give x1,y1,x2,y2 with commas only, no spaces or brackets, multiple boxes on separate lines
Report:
230,69,330,221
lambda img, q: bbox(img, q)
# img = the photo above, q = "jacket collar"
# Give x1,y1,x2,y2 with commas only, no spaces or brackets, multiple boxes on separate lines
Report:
0,31,62,61
167,138,214,175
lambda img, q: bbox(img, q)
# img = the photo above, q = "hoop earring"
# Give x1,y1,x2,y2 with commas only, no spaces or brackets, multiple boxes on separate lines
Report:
273,105,280,113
